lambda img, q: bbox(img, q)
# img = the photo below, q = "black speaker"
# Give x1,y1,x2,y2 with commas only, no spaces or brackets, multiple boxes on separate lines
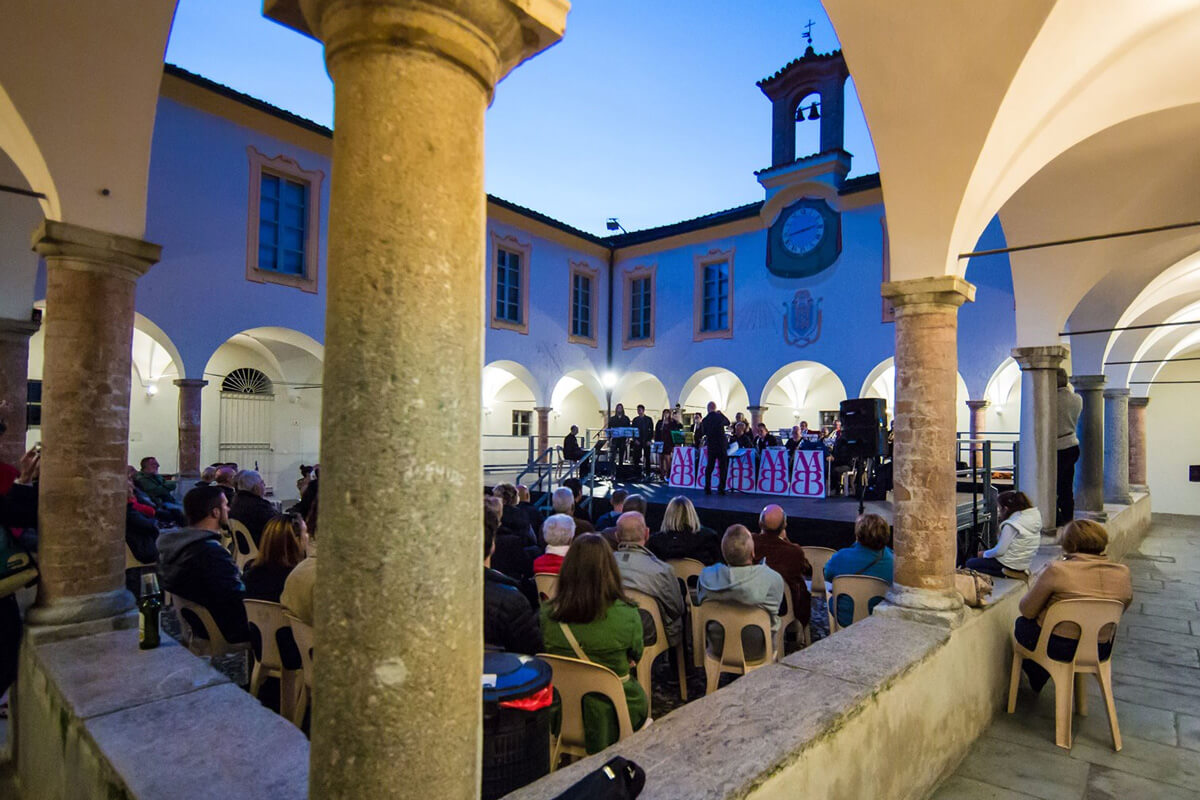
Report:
840,398,887,459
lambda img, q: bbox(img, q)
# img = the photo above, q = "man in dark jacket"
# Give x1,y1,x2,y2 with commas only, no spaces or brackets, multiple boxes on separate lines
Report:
230,469,276,546
751,505,812,629
483,515,542,654
607,403,631,466
157,485,249,643
698,402,731,495
630,405,654,477
1,445,39,700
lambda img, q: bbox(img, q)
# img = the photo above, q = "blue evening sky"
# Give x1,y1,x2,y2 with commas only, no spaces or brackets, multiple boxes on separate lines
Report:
165,0,878,236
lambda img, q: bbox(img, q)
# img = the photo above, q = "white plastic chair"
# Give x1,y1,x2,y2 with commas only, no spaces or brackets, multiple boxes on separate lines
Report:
828,574,890,633
695,600,774,695
538,652,635,765
172,594,252,667
230,519,259,572
284,612,315,728
625,588,688,702
243,599,299,705
1007,599,1125,750
801,547,836,599
666,558,706,667
534,572,558,603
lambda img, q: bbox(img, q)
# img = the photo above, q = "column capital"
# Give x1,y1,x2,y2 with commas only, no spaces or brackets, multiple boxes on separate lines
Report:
746,404,767,411
881,275,975,312
32,220,160,282
0,316,40,342
1010,345,1068,371
273,0,568,94
533,405,551,413
965,399,989,410
1070,374,1107,391
1104,387,1131,399
173,378,209,389
1129,396,1150,408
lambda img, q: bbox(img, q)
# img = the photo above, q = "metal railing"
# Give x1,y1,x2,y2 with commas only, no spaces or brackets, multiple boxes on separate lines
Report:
955,431,1020,492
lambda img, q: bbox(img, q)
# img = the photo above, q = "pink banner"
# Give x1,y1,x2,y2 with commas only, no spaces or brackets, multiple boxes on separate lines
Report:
728,450,757,492
755,447,791,495
789,449,826,498
668,446,697,488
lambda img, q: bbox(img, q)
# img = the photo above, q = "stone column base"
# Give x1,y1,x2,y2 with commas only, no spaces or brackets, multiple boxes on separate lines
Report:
1131,484,1148,493
25,588,136,629
1074,509,1108,522
875,586,967,629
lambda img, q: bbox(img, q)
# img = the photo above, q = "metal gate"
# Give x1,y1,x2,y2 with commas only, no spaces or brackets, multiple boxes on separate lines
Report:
218,390,275,484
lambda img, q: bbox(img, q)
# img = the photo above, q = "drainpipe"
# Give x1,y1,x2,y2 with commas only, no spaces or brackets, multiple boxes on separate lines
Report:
606,244,615,371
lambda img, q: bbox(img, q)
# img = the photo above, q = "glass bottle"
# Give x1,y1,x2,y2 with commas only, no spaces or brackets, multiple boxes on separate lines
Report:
138,572,162,650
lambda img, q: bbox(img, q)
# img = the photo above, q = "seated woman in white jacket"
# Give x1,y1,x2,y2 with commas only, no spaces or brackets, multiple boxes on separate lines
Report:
966,491,1041,578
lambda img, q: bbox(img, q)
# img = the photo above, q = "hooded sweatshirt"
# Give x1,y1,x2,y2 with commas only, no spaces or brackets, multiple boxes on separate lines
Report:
157,526,249,643
696,562,785,633
984,506,1042,571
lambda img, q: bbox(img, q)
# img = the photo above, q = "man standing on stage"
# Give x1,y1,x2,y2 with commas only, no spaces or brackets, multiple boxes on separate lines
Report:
699,401,731,495
631,404,654,478
608,402,632,467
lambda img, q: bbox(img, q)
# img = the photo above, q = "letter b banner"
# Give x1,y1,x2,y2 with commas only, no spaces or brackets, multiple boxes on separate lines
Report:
789,450,826,498
755,447,790,495
668,447,697,488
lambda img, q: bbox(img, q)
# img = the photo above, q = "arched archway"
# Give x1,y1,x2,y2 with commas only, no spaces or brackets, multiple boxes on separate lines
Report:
982,357,1021,434
679,367,750,423
860,357,971,433
612,371,670,418
550,370,605,438
203,328,325,497
758,360,848,432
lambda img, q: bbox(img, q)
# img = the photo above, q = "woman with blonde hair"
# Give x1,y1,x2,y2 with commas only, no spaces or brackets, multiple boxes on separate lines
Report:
243,513,308,602
647,495,722,565
1014,519,1132,693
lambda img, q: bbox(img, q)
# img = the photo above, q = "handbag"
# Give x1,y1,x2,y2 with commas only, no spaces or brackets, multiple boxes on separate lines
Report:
551,756,646,800
0,525,37,598
954,568,994,608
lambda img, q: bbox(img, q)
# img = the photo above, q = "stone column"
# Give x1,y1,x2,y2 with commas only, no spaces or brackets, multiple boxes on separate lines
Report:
534,405,551,461
1128,396,1149,492
174,378,207,487
748,404,766,428
276,2,566,796
879,276,975,625
0,317,40,466
27,221,159,626
1011,345,1068,535
1070,375,1106,520
965,399,988,468
1103,388,1132,504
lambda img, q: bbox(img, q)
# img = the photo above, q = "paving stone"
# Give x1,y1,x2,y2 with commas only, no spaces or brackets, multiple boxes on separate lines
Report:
1110,654,1200,687
1179,714,1200,752
1140,600,1200,619
1031,696,1179,748
1123,641,1200,668
954,736,1090,800
1119,624,1200,648
1119,612,1193,634
1084,764,1200,800
929,774,1042,799
1068,728,1200,793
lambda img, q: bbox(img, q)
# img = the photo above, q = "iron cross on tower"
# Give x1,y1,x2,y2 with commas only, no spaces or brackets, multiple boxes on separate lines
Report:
802,19,816,47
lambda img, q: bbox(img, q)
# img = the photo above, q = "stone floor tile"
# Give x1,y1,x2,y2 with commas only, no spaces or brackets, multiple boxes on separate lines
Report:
1119,612,1193,634
1110,654,1200,687
929,774,1042,800
954,736,1091,800
1119,624,1200,648
1030,696,1179,748
1067,731,1200,793
1179,714,1200,752
1110,680,1200,716
1123,641,1200,668
1140,600,1200,619
1084,764,1200,800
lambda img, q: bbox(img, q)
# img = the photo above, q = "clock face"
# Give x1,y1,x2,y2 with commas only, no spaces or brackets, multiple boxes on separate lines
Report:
781,207,825,255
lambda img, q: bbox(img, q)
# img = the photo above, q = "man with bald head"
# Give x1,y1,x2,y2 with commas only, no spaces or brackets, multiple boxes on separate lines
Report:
698,524,785,636
613,511,684,647
698,401,731,495
752,504,812,629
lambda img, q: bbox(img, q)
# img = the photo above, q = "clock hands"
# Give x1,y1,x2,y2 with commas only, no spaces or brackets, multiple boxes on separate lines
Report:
786,223,821,236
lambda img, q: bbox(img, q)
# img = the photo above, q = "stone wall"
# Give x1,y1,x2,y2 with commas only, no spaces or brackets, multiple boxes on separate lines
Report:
1103,492,1151,563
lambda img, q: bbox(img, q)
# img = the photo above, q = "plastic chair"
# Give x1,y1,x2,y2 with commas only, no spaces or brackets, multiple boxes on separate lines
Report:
695,601,774,695
244,599,298,702
774,583,798,656
284,612,315,727
534,572,558,603
666,558,706,667
828,575,890,633
801,547,836,599
230,519,259,572
1007,599,1125,751
124,544,155,570
624,588,688,701
538,652,635,765
172,594,252,664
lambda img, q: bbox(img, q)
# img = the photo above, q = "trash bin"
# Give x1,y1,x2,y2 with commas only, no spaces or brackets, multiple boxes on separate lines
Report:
482,652,554,800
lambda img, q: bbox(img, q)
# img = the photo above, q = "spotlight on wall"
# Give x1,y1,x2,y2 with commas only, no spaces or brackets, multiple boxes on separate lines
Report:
602,371,618,389
145,383,158,397
483,406,493,416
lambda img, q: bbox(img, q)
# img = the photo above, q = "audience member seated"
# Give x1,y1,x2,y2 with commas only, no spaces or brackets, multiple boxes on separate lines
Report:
487,493,538,606
595,489,627,531
540,534,648,753
132,458,185,525
966,490,1040,578
290,464,319,518
647,495,722,565
823,513,894,628
230,469,277,546
612,512,684,648
280,528,316,626
157,486,249,643
213,465,237,502
751,504,812,627
516,484,544,539
532,514,575,575
697,525,785,659
243,514,308,602
1,445,39,703
493,483,536,544
599,494,646,549
1014,519,1132,693
562,424,587,462
484,512,543,654
125,476,161,591
194,465,218,488
552,485,594,534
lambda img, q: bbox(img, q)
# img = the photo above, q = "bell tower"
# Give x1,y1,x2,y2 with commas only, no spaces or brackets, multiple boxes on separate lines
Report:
757,44,850,168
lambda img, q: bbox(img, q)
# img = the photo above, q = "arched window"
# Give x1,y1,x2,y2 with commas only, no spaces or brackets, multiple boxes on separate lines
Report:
221,367,273,395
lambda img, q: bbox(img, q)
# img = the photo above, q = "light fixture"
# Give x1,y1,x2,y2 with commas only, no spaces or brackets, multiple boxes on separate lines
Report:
145,383,158,397
606,218,628,234
482,406,493,416
602,370,618,389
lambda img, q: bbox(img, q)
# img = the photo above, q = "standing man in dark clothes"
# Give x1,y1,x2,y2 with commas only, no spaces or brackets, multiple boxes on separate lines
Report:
1,445,39,703
631,404,654,478
608,403,631,467
699,402,731,495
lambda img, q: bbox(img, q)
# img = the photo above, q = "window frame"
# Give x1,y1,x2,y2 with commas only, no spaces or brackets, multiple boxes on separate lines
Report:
622,264,657,349
567,260,599,347
245,146,323,294
693,247,735,341
511,409,533,437
489,232,531,334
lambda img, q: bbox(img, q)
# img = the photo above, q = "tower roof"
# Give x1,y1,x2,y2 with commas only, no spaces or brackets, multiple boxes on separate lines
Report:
757,47,847,99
